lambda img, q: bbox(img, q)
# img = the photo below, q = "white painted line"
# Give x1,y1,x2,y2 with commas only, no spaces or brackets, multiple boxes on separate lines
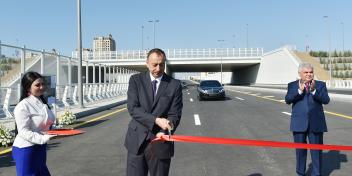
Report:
187,92,190,95
194,114,201,125
279,100,286,102
282,112,291,116
190,98,193,102
235,97,245,100
262,95,274,98
250,93,261,96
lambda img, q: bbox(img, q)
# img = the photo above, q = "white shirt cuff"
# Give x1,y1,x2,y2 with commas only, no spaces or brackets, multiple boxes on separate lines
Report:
298,89,303,95
311,89,316,95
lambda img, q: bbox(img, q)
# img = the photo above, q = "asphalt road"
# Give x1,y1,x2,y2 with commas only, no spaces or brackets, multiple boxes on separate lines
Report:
1,86,352,176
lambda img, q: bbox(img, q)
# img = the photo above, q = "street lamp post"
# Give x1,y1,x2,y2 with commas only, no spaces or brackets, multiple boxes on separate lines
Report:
323,16,332,80
246,24,249,48
232,34,236,48
341,22,344,55
217,39,225,84
148,20,159,48
77,0,84,108
305,34,309,52
141,25,144,50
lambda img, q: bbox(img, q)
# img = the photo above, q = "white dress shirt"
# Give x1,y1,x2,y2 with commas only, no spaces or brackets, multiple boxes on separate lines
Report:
149,73,163,95
13,95,55,148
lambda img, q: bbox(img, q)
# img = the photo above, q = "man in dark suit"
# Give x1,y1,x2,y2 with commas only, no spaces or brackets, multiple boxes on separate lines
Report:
285,62,330,176
124,48,183,176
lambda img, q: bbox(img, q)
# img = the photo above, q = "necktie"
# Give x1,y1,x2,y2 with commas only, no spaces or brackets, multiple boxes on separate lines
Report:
152,80,158,99
305,82,310,92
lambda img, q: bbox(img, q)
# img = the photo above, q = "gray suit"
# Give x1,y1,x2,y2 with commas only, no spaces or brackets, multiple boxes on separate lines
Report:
124,72,183,176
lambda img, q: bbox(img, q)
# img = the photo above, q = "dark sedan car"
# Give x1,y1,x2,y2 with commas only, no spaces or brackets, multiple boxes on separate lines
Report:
197,80,225,100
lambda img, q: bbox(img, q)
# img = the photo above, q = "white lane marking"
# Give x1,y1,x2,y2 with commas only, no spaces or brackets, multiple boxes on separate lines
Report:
187,92,190,95
235,97,245,100
279,100,285,102
190,98,194,102
282,112,291,116
250,93,261,96
194,114,201,126
262,95,274,98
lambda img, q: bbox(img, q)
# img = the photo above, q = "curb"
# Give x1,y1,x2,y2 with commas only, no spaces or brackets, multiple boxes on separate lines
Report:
75,100,127,119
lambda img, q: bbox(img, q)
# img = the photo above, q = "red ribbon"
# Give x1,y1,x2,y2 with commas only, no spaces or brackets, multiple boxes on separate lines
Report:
154,135,352,151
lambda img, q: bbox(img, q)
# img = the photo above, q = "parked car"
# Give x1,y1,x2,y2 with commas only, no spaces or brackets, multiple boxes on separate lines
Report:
197,80,225,100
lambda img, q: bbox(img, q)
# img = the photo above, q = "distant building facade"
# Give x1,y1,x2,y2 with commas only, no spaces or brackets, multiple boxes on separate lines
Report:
93,34,116,51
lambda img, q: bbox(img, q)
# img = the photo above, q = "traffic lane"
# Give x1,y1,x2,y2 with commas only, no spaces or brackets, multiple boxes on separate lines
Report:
172,88,293,175
226,87,352,175
175,87,352,175
227,86,352,120
47,106,130,176
226,87,352,141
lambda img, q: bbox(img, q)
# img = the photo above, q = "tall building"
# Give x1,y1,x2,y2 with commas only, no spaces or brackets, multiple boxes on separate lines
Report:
93,34,116,51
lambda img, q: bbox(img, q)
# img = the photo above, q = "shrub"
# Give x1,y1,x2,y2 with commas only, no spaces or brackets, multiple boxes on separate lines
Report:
0,125,15,147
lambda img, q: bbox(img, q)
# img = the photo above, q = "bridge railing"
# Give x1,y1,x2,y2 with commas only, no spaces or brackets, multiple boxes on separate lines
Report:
0,82,128,119
73,48,264,61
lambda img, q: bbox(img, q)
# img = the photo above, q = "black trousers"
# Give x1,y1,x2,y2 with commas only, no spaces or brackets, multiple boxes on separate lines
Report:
127,142,171,176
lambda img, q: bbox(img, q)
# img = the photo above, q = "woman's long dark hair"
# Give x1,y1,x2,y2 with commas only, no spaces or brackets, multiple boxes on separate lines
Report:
20,71,50,108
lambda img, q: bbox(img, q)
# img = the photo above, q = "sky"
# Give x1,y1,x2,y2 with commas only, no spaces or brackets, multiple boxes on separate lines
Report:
0,0,351,56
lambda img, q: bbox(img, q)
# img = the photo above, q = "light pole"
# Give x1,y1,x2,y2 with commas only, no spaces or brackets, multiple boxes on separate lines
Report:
217,39,225,84
141,25,144,50
232,34,236,48
323,16,331,80
246,24,249,48
148,20,160,48
77,0,84,108
341,22,344,55
305,34,309,52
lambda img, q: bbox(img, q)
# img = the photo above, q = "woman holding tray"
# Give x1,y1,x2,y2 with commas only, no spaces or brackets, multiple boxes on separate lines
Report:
12,71,56,176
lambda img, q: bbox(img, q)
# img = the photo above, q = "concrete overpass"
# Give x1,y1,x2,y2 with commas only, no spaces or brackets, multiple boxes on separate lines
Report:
1,43,336,87
74,48,265,84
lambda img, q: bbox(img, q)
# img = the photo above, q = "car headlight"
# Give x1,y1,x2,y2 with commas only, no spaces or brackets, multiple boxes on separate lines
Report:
219,88,225,92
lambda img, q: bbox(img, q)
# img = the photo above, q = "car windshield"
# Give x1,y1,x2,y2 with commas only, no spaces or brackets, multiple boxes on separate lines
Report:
200,81,221,87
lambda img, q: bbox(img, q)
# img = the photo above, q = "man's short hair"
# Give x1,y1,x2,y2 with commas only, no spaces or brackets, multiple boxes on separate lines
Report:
298,62,314,72
147,48,166,61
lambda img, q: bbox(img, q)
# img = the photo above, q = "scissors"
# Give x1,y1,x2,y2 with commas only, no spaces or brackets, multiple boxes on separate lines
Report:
168,122,174,140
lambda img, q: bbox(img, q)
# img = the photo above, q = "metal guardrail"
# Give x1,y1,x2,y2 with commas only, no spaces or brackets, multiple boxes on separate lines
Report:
325,80,352,89
72,48,264,61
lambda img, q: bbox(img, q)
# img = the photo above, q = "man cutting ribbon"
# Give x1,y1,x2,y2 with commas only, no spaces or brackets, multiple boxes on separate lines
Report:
124,48,183,176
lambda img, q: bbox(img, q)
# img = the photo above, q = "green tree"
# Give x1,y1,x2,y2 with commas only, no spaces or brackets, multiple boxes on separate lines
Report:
338,51,343,57
338,58,342,63
339,72,344,78
332,50,338,57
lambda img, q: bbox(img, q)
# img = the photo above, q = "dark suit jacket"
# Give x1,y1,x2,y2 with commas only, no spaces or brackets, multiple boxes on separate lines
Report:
285,80,330,132
124,72,183,159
